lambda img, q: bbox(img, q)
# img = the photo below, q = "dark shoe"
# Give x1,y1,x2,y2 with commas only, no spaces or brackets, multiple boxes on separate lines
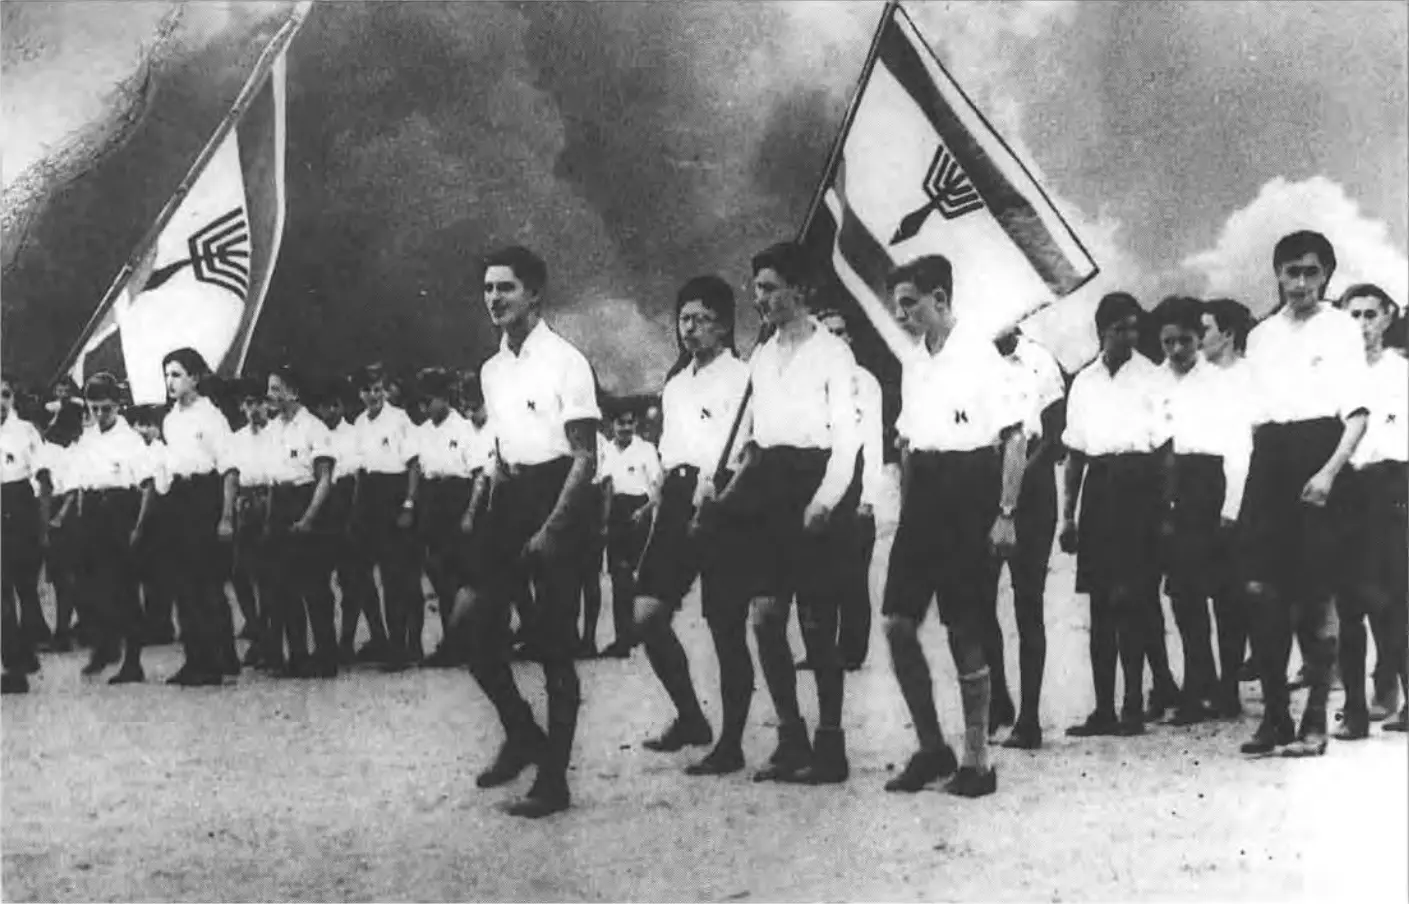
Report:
81,649,118,676
1115,711,1146,736
989,695,1017,732
172,669,223,687
20,652,42,675
1369,684,1401,722
1002,721,1043,750
884,746,958,792
476,729,548,789
944,766,997,798
219,649,241,677
1066,711,1120,738
355,640,391,664
643,716,714,752
1287,667,1308,691
685,746,745,776
1168,702,1212,726
780,728,848,785
574,640,599,660
511,641,546,663
1384,708,1408,732
503,777,570,818
1,672,30,694
842,658,865,672
1281,733,1328,758
49,633,74,653
1210,689,1243,719
166,665,193,686
601,641,632,660
108,665,145,685
1334,709,1369,741
753,725,812,783
1240,717,1295,754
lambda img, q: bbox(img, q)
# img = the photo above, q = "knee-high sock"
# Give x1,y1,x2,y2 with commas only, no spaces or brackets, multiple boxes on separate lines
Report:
958,667,992,772
644,622,704,721
709,617,753,752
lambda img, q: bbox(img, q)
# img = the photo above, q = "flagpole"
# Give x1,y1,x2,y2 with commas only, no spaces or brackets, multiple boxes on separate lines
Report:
54,0,315,384
709,0,899,490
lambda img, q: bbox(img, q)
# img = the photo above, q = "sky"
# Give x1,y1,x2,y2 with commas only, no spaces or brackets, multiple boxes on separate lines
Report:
3,0,1406,387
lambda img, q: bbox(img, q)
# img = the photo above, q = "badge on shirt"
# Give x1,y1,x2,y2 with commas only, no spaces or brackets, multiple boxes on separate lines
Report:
4,453,13,465
381,437,390,448
449,440,459,450
700,408,712,420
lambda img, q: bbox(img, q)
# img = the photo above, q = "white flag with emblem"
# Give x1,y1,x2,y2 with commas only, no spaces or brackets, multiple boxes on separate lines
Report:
64,4,309,405
804,1,1098,356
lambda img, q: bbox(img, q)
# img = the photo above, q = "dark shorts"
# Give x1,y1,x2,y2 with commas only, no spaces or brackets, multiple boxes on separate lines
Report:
1,480,41,576
1075,452,1160,595
713,446,858,606
1237,418,1347,596
607,492,650,571
636,467,702,608
419,476,477,586
882,447,1000,628
1337,461,1407,606
1164,454,1227,600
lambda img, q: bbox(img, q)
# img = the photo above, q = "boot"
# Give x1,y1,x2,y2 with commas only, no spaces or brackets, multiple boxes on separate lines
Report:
685,745,745,776
476,724,548,789
752,724,812,783
1334,706,1370,741
1240,712,1295,754
1,672,29,694
884,746,958,792
643,715,713,752
503,772,570,819
780,728,849,785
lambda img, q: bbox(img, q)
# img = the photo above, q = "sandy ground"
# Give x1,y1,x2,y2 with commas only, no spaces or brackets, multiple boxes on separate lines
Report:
4,514,1407,902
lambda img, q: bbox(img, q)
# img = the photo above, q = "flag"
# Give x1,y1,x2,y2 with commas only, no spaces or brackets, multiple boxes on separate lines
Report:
803,1,1098,367
66,4,308,405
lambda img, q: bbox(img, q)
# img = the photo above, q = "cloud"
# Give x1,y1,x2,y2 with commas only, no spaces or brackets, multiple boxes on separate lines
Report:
1183,176,1409,316
547,296,679,396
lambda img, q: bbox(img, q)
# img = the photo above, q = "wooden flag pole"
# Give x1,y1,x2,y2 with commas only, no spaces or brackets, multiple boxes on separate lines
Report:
710,0,900,490
54,0,315,384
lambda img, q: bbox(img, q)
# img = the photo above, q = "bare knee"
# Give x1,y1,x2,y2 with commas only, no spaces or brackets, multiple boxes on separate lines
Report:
749,596,789,636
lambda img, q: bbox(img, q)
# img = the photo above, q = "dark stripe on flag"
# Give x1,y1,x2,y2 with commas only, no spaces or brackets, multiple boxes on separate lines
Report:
877,16,1087,295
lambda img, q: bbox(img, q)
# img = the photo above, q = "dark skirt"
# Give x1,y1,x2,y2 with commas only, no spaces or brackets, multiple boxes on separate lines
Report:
1237,418,1346,595
1076,452,1161,595
882,447,1000,627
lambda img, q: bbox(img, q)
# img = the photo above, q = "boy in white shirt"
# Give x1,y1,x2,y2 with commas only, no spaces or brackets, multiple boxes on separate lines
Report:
127,404,178,647
599,407,661,658
230,378,270,652
1,374,51,693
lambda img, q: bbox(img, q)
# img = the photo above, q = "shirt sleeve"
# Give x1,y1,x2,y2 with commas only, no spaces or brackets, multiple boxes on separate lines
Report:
644,441,663,497
309,418,335,467
208,407,237,477
811,341,861,512
1336,319,1371,421
559,346,602,425
1061,371,1088,454
858,371,885,508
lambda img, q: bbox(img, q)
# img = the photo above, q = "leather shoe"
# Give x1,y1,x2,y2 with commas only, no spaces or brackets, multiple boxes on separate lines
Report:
1066,711,1120,737
1281,733,1328,758
1240,718,1295,754
476,730,547,788
685,746,745,776
503,779,570,818
108,665,145,685
1333,709,1369,741
643,717,713,752
884,746,958,792
1002,722,1043,750
944,766,997,798
1383,708,1407,732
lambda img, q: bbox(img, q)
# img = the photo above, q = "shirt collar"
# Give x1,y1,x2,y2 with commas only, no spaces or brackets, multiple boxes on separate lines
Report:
499,318,551,358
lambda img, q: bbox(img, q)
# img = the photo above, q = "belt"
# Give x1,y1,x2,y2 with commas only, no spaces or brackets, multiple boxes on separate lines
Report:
665,464,700,480
503,457,571,479
909,444,999,458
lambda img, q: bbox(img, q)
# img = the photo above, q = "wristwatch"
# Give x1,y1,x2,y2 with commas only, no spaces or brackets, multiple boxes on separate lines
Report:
401,499,415,511
998,504,1017,519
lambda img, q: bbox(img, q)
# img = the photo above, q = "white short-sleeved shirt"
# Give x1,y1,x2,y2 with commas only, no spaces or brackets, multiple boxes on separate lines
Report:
853,366,885,507
898,324,1026,453
1245,303,1368,425
746,321,860,510
1353,351,1408,467
481,320,601,467
592,432,611,486
230,425,273,488
69,420,153,491
38,442,73,495
1,414,46,485
325,420,359,482
264,407,334,487
142,439,173,496
602,435,662,498
658,352,749,473
1005,337,1066,439
1063,352,1168,456
1156,358,1253,521
163,396,235,478
415,410,487,480
353,404,417,475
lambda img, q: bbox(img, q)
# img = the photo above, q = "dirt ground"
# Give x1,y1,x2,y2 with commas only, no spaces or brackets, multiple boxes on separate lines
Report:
4,515,1407,902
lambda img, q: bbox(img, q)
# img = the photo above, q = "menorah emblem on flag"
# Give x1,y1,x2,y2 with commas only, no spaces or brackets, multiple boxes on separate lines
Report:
890,142,984,245
141,208,252,300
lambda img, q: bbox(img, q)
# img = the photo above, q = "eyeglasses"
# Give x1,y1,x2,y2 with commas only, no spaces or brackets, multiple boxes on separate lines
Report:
0,390,12,400
1347,309,1381,320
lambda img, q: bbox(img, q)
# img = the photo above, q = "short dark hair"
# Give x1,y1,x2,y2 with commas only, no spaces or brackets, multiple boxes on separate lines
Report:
482,245,547,296
1151,295,1204,333
751,242,815,290
886,255,954,302
1094,292,1142,334
236,376,265,402
1339,282,1398,316
269,364,305,397
1273,230,1337,281
676,274,736,348
1203,298,1253,352
354,362,388,391
417,367,455,401
126,404,165,430
83,372,122,403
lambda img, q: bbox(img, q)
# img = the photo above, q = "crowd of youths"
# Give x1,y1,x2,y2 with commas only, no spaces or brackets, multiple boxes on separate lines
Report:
0,230,1403,818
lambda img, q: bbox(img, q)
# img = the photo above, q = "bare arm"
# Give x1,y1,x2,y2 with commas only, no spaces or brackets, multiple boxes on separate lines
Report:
132,478,155,541
540,419,598,538
998,425,1027,512
1062,451,1086,525
302,458,334,525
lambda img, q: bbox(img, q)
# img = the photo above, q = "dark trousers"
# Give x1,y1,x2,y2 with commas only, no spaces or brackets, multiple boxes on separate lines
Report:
231,488,268,638
133,496,177,641
259,484,338,666
1,481,43,670
76,489,144,655
166,474,230,674
982,460,1058,719
606,493,650,646
1164,455,1225,704
420,477,476,643
465,458,583,785
351,472,425,656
